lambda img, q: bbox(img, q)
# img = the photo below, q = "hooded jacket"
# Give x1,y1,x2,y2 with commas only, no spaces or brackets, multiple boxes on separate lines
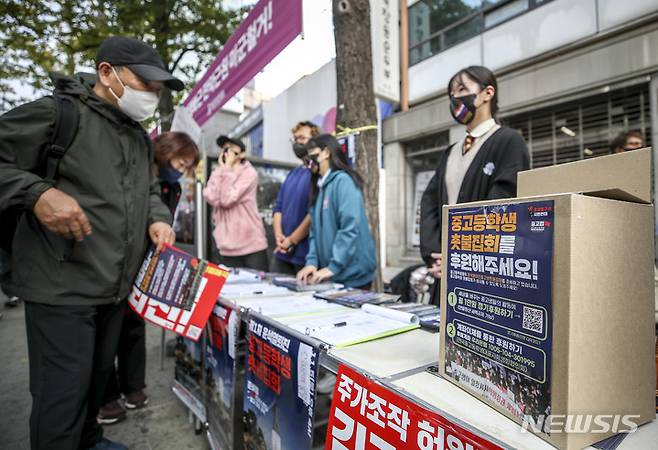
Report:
306,170,376,287
0,72,171,305
203,161,268,257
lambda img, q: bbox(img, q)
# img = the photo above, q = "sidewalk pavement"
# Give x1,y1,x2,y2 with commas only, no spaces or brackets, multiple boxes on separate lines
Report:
0,290,210,450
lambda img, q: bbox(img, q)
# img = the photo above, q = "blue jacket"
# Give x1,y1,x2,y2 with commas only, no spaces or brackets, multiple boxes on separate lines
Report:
272,166,311,266
306,170,376,287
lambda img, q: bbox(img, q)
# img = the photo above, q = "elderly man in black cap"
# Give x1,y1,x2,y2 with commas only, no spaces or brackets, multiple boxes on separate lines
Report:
0,36,183,450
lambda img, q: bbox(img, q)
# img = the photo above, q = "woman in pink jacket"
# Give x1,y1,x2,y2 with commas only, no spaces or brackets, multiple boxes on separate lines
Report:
203,135,268,270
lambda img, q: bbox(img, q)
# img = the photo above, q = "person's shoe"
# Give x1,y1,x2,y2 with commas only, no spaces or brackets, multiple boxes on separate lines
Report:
5,296,19,307
96,400,126,425
124,390,148,410
87,438,128,450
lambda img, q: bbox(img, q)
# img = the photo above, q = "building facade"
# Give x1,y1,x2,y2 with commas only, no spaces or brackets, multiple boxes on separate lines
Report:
384,0,658,268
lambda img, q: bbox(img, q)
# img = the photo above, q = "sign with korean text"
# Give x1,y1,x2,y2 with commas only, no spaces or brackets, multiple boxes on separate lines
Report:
371,0,400,102
327,364,503,449
183,0,303,126
243,316,319,450
444,201,554,426
205,302,240,448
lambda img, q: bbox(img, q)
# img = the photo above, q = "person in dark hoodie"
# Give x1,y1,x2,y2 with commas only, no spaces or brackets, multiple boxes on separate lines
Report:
296,134,376,288
0,36,180,450
420,66,529,303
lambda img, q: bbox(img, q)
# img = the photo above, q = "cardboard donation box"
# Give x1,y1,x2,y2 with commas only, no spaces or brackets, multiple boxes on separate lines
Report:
439,149,656,450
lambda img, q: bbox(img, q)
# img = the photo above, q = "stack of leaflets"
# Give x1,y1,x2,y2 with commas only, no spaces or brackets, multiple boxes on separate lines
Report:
272,276,342,292
313,288,399,308
386,303,440,331
223,267,263,284
129,244,229,341
219,282,290,298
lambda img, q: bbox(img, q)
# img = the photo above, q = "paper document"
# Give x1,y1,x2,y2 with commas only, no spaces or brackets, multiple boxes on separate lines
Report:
219,282,289,298
223,268,262,284
286,309,419,348
362,304,419,324
238,295,348,318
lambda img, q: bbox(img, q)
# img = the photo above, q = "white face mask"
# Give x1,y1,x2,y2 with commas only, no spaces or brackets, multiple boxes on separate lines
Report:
108,67,160,122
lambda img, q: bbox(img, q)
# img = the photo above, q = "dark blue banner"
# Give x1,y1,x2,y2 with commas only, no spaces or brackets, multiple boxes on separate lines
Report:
243,316,319,450
205,302,239,448
444,201,554,424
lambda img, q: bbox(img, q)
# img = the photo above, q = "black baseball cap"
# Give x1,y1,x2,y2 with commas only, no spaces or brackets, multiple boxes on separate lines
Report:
216,135,246,152
306,134,339,153
97,36,184,91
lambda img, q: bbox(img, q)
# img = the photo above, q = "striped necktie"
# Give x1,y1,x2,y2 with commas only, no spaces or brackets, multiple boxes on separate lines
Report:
463,134,475,154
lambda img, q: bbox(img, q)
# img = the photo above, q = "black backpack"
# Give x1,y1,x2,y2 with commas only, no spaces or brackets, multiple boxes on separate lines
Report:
0,93,80,253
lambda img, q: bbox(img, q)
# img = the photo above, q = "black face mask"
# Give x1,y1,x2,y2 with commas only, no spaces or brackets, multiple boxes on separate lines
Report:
292,142,308,159
306,153,320,171
449,94,477,125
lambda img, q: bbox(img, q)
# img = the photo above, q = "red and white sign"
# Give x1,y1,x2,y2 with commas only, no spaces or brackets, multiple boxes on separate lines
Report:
326,365,503,450
129,244,229,341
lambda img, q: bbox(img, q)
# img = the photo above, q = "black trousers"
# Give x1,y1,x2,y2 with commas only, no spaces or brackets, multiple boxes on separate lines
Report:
103,303,146,404
24,300,125,450
218,249,269,272
269,255,304,275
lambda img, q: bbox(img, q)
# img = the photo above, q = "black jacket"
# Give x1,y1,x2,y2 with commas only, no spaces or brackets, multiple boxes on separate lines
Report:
160,180,182,218
0,73,171,305
419,126,530,266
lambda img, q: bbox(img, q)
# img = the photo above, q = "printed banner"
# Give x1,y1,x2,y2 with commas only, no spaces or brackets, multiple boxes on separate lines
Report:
174,335,205,413
183,0,303,126
444,201,554,426
326,364,503,449
205,302,240,448
243,316,319,450
129,244,229,341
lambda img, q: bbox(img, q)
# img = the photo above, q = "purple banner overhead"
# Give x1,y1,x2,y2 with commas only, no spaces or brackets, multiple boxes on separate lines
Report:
183,0,303,126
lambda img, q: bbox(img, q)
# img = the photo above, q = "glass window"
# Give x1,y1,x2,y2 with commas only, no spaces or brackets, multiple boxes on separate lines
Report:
443,15,482,48
404,131,449,249
484,0,529,28
502,84,652,168
409,0,551,66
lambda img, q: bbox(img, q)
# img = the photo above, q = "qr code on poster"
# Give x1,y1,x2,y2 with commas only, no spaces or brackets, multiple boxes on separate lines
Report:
522,306,543,334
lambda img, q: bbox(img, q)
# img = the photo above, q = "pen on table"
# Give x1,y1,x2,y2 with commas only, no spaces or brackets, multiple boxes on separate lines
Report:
305,321,348,335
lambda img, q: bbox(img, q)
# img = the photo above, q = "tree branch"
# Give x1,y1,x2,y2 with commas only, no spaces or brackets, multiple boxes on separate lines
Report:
169,46,196,72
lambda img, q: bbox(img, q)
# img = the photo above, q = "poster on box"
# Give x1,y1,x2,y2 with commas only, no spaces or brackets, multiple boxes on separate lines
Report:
205,302,240,447
129,244,229,341
444,201,554,428
326,364,502,449
243,316,319,450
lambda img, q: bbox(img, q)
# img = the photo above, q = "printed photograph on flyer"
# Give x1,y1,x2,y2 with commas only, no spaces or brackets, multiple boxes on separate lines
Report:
444,201,554,431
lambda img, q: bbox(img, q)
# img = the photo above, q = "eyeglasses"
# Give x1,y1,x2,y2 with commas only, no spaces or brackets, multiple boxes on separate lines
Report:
290,135,310,144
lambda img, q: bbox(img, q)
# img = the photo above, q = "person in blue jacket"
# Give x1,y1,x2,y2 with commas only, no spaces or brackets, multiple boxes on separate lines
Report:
270,121,320,274
296,134,376,289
